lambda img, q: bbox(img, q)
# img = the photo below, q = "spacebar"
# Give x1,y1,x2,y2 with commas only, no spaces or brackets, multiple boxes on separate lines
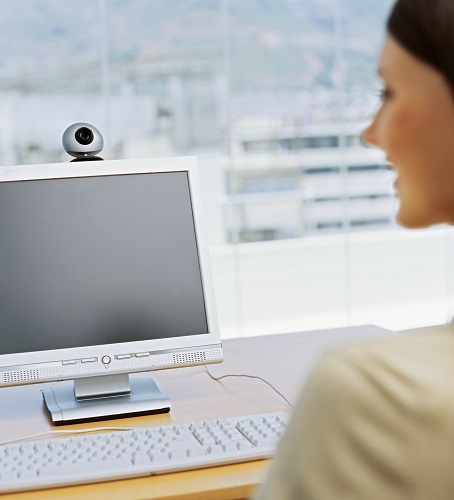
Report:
39,458,138,481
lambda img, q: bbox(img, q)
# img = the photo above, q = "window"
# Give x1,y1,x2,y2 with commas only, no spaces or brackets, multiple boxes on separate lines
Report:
3,0,453,338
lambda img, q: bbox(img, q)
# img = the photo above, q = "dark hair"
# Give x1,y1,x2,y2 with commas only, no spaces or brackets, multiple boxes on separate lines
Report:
387,0,454,92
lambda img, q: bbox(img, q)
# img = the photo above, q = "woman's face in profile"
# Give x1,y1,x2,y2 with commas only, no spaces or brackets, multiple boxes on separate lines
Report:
363,35,454,228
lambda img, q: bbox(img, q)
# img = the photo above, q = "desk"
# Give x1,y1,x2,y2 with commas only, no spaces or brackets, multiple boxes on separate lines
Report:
0,325,391,500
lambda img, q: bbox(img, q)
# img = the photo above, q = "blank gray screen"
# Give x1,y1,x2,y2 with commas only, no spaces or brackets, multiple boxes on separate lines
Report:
0,171,209,355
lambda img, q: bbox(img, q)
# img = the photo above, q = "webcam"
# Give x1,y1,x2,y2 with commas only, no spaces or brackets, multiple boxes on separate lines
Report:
62,123,104,161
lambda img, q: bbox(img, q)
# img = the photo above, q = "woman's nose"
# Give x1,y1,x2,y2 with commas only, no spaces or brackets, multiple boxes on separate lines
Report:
360,121,377,148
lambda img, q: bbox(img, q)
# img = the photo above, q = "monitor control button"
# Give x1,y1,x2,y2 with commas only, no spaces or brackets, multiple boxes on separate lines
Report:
81,357,97,363
116,354,131,360
101,355,111,365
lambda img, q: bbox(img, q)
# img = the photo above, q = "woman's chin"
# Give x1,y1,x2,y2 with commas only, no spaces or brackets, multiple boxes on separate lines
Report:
396,207,437,229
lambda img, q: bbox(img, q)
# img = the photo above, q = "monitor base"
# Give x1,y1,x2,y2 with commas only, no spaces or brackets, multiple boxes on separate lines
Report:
42,377,171,425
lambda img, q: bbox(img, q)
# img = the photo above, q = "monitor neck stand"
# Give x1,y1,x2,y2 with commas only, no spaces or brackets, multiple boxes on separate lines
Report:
41,374,171,425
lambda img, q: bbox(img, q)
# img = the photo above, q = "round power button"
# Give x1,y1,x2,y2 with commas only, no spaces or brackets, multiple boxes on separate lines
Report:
101,355,111,365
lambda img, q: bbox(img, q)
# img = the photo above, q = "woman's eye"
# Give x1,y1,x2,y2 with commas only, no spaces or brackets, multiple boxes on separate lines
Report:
377,87,393,101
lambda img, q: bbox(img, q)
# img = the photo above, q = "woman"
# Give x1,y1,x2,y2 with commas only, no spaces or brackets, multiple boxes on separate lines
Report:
254,0,454,498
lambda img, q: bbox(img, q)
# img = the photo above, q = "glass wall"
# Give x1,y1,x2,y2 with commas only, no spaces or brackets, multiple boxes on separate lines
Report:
2,0,453,338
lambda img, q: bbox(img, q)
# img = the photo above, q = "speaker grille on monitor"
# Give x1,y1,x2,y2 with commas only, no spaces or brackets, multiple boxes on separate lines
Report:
173,350,212,364
2,369,40,384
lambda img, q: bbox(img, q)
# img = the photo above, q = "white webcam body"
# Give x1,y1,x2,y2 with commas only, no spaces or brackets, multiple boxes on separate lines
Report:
62,122,104,159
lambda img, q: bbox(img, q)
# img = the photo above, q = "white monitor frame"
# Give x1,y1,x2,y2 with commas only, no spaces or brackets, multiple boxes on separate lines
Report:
0,157,222,423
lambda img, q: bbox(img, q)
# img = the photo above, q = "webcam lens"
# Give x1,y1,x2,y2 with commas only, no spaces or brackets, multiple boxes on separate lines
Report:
75,127,94,145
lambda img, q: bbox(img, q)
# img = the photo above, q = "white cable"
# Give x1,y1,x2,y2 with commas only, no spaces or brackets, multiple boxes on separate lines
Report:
0,426,135,447
0,367,294,447
203,365,294,408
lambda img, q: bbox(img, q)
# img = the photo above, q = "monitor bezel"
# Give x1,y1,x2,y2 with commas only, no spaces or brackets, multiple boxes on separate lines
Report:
0,156,222,387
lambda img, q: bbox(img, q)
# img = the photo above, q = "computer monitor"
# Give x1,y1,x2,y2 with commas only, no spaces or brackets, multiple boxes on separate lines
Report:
0,157,222,425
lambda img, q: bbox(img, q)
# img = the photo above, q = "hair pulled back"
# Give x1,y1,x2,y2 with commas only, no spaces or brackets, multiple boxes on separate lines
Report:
387,0,454,92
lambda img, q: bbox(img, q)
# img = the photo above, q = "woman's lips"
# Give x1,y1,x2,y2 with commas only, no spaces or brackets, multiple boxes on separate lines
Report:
386,158,395,170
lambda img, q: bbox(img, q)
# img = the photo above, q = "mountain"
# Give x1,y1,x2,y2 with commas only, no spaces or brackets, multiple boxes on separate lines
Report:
0,0,392,93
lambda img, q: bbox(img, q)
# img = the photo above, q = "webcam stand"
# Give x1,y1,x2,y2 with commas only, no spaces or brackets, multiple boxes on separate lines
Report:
70,155,103,162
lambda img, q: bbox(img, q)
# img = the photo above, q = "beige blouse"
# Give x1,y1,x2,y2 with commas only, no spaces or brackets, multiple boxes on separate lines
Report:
254,324,454,500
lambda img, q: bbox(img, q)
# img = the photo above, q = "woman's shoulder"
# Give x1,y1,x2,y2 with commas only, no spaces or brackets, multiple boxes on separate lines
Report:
330,323,454,370
313,323,454,412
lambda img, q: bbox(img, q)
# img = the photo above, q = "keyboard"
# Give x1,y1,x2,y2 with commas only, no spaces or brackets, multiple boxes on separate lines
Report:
0,411,289,493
